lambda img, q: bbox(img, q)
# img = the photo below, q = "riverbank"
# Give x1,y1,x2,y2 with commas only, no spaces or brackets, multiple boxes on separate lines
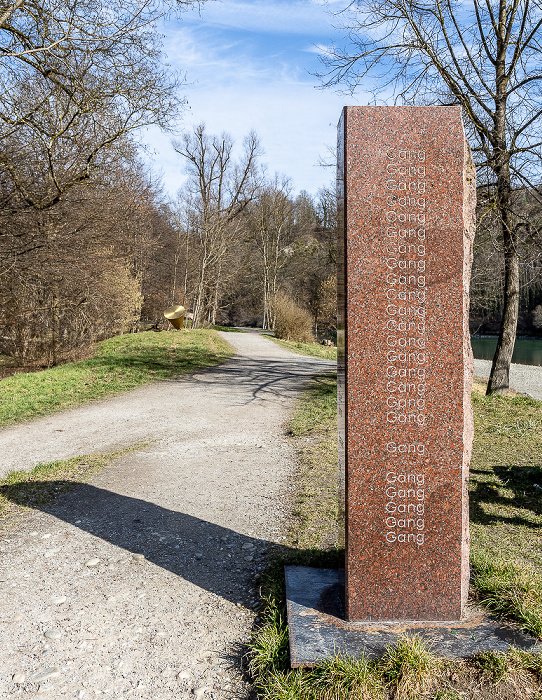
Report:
474,359,542,401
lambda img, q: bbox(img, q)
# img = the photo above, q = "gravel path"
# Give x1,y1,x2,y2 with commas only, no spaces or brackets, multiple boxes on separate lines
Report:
474,359,542,400
0,333,334,699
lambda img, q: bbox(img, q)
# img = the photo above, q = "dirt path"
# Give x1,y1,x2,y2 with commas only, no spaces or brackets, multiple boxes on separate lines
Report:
0,333,334,699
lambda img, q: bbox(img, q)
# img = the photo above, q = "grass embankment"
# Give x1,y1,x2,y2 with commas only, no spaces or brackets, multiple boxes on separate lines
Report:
249,374,542,699
269,337,338,361
210,324,246,333
0,330,233,426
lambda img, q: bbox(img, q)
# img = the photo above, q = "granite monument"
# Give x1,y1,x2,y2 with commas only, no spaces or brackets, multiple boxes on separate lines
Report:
337,106,475,620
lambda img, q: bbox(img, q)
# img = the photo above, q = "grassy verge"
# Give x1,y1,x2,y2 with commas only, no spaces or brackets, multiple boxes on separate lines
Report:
0,446,144,531
249,375,542,699
469,387,542,640
287,373,339,550
269,337,338,361
0,330,233,426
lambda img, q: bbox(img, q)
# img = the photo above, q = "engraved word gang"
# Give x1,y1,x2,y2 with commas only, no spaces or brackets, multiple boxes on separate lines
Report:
383,146,428,546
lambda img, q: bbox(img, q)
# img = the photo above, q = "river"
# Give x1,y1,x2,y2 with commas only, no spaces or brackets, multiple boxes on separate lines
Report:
471,336,542,367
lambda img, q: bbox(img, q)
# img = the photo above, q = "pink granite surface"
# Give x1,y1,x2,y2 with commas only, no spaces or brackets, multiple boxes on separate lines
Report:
337,106,475,621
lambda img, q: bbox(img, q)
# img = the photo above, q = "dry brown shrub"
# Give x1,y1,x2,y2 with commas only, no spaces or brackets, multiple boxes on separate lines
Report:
272,292,315,342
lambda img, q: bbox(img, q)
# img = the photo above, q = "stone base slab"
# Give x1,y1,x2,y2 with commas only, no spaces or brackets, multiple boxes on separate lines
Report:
285,566,540,667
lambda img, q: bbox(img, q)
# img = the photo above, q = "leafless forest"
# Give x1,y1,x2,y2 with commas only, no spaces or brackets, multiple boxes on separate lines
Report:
1,1,541,373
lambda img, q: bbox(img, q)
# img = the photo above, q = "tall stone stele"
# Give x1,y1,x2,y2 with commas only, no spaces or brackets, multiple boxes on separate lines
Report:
337,107,475,621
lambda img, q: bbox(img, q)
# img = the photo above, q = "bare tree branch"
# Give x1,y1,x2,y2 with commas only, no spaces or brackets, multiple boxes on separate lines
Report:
320,0,542,392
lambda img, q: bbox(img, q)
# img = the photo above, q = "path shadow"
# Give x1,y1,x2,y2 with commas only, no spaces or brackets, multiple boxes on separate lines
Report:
165,354,336,405
1,480,296,606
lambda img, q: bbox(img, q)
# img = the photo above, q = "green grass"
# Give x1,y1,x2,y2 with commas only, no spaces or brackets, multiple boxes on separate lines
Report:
287,373,339,550
310,653,385,699
469,390,542,637
0,446,144,530
249,374,542,699
380,635,440,699
269,337,338,361
0,330,233,426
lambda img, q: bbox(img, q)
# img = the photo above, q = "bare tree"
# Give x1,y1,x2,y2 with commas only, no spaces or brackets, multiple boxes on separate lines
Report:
0,0,199,211
173,124,262,327
0,150,170,365
246,176,294,329
321,0,542,393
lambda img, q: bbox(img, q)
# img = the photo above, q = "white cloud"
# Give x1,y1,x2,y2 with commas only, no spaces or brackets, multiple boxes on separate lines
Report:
144,73,364,199
163,25,277,83
304,42,335,55
182,0,345,36
309,0,349,5
142,2,382,200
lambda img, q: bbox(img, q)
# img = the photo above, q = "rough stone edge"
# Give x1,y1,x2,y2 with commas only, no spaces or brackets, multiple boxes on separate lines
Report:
462,128,476,611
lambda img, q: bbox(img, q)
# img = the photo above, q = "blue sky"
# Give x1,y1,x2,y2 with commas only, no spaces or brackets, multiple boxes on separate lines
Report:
143,0,372,200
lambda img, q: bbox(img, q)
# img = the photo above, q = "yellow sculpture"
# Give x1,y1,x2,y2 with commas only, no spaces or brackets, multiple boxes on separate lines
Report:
164,304,185,330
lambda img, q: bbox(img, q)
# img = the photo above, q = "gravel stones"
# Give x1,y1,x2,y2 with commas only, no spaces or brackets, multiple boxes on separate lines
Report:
28,667,61,683
85,557,100,567
44,629,62,640
0,332,334,699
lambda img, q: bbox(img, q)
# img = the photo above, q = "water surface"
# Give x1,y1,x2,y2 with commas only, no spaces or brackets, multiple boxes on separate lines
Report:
471,336,542,367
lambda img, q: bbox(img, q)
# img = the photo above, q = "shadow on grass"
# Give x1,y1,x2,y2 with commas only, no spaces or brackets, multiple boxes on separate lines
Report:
86,348,223,375
469,464,542,529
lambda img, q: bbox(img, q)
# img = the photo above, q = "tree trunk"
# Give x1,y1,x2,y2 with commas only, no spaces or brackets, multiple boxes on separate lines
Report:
486,43,518,395
171,252,179,303
262,285,268,330
486,143,518,394
262,274,271,329
486,217,519,394
192,264,206,328
210,260,222,326
50,293,58,367
183,229,190,304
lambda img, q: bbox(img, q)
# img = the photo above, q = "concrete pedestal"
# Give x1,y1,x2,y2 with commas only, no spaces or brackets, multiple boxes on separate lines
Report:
285,566,540,666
